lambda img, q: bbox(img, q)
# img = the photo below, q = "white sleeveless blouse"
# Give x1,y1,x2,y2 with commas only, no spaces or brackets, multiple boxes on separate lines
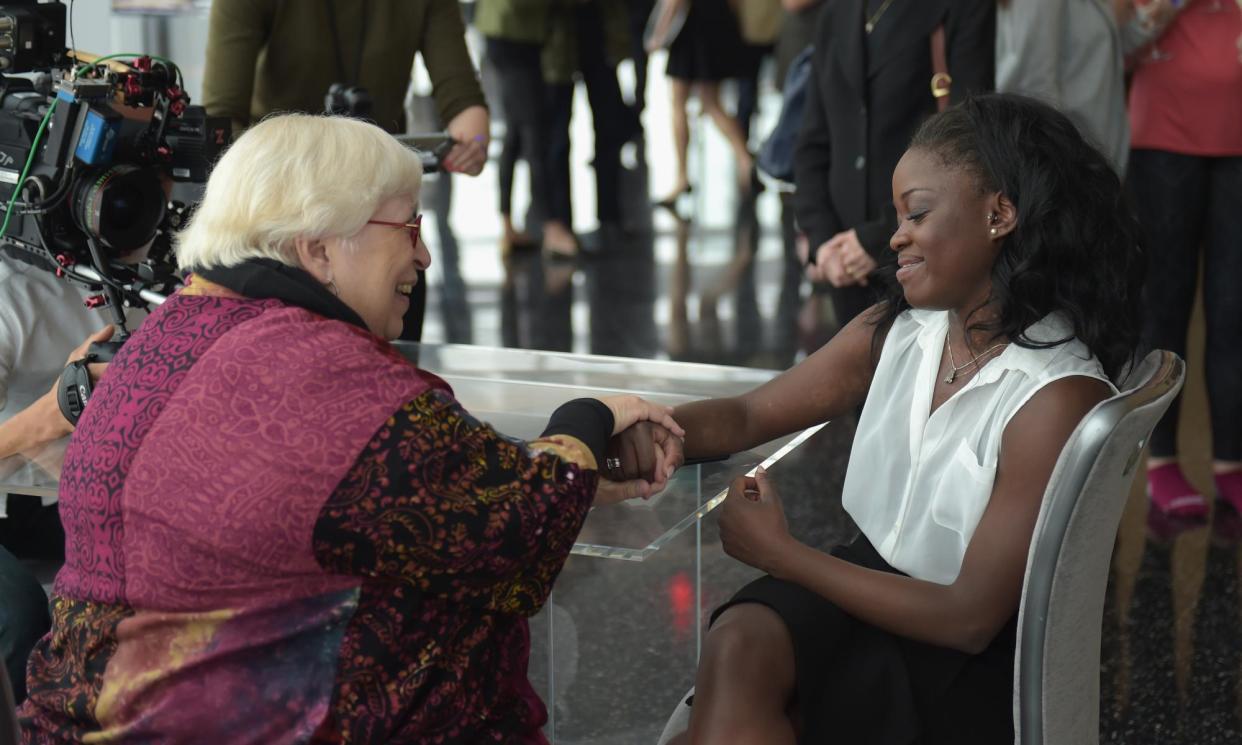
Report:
841,309,1114,585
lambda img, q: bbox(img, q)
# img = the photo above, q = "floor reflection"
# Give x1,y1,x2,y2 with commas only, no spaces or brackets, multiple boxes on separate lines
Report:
1104,507,1242,744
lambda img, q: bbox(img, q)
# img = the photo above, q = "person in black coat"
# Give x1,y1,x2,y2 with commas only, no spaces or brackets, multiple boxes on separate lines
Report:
794,0,995,328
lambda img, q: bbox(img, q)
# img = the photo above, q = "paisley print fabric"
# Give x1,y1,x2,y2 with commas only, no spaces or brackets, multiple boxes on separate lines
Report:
54,293,274,601
312,391,598,742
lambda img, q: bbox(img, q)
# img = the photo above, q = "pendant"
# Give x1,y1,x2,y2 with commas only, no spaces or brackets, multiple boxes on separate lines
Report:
865,21,875,33
944,370,955,385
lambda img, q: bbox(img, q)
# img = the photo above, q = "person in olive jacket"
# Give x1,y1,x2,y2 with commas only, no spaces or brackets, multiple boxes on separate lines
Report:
794,0,994,329
202,0,490,342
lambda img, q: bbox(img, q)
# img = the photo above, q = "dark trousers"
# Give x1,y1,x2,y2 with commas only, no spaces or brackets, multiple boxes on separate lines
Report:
425,171,472,343
547,2,630,227
1128,149,1242,461
827,284,878,332
735,45,770,143
498,123,522,218
627,0,655,115
0,546,47,704
487,37,552,223
396,272,428,342
0,498,62,704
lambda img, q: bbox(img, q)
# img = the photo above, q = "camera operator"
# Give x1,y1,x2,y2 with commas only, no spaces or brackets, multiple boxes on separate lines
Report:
202,0,490,342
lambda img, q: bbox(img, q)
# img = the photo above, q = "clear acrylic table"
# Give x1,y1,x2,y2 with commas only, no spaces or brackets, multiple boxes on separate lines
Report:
0,343,824,742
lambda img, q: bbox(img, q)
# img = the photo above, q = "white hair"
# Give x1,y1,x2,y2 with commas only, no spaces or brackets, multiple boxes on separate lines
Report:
175,113,423,271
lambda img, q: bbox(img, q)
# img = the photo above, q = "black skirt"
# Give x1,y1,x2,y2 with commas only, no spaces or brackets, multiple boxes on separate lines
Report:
710,536,1018,745
665,0,752,82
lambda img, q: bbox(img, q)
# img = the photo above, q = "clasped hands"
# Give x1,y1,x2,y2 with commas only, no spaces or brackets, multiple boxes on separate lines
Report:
805,229,877,288
594,395,688,505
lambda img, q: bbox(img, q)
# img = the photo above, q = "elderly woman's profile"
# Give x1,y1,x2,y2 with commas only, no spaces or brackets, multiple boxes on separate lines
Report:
18,114,680,744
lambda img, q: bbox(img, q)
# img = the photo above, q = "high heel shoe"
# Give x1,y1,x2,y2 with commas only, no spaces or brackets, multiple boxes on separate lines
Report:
500,231,538,258
653,184,693,211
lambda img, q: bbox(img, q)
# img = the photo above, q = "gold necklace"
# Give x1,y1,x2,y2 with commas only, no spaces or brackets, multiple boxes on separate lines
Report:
865,0,899,34
944,337,1008,385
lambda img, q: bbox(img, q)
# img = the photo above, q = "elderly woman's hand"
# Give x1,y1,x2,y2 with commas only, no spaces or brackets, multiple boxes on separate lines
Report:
590,397,685,505
598,395,685,439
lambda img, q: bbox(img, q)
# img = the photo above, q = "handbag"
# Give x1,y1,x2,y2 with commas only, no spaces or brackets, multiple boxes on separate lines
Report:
643,0,689,52
736,0,782,46
756,45,813,185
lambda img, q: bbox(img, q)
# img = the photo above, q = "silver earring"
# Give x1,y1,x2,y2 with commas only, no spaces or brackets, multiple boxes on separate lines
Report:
989,227,998,236
326,279,339,295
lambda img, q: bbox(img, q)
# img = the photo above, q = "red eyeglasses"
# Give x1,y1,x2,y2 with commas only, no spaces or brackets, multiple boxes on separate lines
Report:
366,214,423,249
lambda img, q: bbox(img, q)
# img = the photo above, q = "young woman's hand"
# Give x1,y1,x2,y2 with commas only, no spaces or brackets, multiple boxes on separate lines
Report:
718,467,798,574
603,421,685,485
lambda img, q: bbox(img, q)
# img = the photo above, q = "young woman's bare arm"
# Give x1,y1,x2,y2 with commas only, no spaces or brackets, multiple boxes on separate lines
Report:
672,307,884,460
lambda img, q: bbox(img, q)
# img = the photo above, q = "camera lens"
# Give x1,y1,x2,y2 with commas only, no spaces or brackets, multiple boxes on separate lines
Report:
72,164,166,254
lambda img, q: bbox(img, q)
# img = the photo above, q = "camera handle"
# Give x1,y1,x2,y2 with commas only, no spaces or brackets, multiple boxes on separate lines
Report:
56,341,114,428
56,238,130,426
83,235,131,358
394,133,454,174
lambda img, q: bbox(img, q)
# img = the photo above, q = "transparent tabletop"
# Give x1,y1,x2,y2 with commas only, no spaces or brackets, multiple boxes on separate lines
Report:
0,343,822,560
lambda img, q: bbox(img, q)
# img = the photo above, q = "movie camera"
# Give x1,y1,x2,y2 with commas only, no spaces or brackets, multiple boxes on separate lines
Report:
0,1,228,360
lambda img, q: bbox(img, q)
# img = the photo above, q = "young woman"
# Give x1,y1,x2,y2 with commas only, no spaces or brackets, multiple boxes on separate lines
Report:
648,93,1146,744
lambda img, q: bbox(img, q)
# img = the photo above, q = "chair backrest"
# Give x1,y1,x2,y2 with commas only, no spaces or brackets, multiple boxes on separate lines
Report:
0,660,20,745
1013,350,1184,745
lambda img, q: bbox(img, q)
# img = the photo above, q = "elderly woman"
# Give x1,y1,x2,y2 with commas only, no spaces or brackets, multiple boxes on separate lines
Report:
18,114,681,744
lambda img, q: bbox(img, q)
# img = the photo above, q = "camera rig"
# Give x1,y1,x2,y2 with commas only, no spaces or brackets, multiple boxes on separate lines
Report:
0,1,229,361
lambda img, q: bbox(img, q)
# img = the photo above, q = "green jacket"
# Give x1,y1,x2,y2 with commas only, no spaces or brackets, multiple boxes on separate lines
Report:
542,0,631,84
473,0,553,43
203,0,486,134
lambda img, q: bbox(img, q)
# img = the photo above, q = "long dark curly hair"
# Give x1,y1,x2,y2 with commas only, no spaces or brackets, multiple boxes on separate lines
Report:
871,93,1146,382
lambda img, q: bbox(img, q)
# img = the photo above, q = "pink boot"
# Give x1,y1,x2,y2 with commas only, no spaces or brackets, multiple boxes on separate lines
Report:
1147,462,1208,518
1215,469,1242,516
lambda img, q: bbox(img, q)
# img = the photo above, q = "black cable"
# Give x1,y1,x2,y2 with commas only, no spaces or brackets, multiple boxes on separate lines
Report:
19,169,73,214
69,0,77,62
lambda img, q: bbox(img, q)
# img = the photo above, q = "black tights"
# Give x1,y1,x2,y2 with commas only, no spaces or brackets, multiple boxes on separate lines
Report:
1129,149,1242,461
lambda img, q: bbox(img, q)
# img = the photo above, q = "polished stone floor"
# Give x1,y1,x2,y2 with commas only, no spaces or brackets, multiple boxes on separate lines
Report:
414,69,1242,743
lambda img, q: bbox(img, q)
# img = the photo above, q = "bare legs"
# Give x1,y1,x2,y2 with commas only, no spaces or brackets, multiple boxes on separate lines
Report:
658,79,755,206
666,604,798,745
658,78,694,205
694,81,753,189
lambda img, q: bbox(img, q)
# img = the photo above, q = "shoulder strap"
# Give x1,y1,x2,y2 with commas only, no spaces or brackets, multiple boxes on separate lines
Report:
930,23,951,112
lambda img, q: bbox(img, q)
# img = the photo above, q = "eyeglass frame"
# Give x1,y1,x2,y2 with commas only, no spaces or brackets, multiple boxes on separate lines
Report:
365,214,423,249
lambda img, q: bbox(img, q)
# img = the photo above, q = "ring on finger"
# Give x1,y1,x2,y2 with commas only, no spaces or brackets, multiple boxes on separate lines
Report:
605,456,622,472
